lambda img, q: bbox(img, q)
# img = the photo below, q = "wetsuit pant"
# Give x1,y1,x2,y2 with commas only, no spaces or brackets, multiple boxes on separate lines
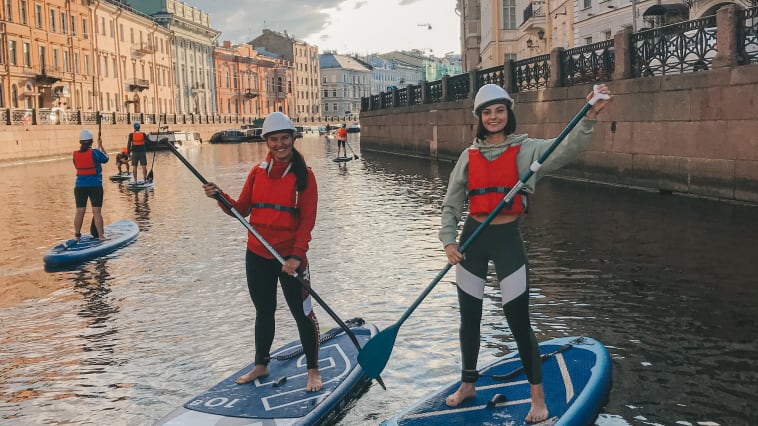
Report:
455,218,541,384
245,250,320,369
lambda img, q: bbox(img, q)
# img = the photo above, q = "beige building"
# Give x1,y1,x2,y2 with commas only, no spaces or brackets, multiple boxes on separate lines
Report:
250,29,322,123
130,0,220,115
91,0,173,114
0,0,95,112
214,41,293,118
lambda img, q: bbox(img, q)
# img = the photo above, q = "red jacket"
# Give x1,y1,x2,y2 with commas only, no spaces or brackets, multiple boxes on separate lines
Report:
73,150,97,176
221,155,317,261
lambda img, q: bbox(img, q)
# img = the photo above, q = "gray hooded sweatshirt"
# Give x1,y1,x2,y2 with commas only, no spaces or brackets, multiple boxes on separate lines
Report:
438,118,597,247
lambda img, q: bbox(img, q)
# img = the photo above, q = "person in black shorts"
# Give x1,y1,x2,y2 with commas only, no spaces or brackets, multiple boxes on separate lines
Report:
73,129,109,242
127,121,148,182
116,147,130,174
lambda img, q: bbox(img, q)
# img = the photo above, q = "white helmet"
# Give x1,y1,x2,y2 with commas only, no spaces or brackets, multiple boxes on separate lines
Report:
79,129,94,141
261,112,296,139
473,84,514,117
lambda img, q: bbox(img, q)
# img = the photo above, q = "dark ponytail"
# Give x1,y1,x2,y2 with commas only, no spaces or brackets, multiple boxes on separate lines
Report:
291,148,309,192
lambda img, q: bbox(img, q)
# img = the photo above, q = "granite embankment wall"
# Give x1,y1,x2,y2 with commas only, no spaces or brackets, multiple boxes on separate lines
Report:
0,123,232,164
360,64,758,203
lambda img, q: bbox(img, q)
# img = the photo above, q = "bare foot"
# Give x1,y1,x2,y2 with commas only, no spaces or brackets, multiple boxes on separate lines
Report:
525,384,549,423
445,382,476,407
236,364,269,385
305,368,322,392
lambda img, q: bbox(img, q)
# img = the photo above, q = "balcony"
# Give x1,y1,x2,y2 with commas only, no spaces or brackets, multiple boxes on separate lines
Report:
133,42,155,55
128,78,150,92
191,82,205,93
35,66,63,86
522,1,546,31
243,88,259,99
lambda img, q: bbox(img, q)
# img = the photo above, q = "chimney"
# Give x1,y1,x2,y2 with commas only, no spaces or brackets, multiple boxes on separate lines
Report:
223,40,232,48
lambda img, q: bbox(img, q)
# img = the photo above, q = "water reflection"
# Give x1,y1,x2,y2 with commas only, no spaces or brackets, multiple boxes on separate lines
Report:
0,137,756,425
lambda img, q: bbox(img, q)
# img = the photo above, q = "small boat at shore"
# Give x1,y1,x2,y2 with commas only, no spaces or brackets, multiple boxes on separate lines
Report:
146,127,202,151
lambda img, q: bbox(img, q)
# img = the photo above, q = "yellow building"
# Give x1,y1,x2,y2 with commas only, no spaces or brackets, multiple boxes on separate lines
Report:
0,0,95,112
91,0,173,114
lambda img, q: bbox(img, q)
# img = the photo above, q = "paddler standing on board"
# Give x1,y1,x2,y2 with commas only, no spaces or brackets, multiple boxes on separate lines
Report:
73,129,109,243
127,121,148,182
439,84,612,422
202,111,323,392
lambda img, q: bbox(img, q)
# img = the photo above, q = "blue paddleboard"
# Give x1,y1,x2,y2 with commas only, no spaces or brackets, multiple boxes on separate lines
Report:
109,172,133,181
43,219,139,268
383,336,611,426
157,320,378,425
127,180,154,191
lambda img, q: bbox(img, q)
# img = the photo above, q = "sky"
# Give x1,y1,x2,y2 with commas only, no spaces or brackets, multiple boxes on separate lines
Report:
179,0,461,56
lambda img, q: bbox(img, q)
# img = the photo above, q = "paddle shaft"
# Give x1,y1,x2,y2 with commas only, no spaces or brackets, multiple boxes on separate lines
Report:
345,139,359,159
164,141,385,389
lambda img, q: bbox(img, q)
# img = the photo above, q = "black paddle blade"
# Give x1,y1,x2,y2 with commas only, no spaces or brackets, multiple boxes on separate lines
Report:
357,323,399,379
147,170,154,182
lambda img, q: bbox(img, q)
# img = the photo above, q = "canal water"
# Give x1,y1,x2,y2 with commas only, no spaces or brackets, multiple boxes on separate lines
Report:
1,134,756,425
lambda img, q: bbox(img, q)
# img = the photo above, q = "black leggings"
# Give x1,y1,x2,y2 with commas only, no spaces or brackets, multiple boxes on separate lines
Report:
245,250,320,369
455,218,541,384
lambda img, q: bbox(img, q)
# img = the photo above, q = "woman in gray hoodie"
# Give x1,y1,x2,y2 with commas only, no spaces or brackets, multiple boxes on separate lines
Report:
439,83,612,423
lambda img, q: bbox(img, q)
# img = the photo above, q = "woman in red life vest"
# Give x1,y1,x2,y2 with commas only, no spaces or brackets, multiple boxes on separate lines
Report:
127,121,148,182
439,84,611,422
73,129,110,242
202,112,322,392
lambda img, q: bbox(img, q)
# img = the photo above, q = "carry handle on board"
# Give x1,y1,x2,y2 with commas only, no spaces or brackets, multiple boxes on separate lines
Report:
356,85,611,381
163,139,386,390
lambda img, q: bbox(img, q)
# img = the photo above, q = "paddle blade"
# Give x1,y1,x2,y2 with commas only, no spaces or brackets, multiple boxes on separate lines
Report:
357,323,399,379
147,170,154,182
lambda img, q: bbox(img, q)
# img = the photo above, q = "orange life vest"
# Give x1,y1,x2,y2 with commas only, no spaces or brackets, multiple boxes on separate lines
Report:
131,131,145,146
467,145,525,215
73,149,97,176
336,128,348,139
249,165,299,230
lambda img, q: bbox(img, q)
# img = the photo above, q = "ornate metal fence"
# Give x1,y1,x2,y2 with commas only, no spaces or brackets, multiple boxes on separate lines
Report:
563,41,615,86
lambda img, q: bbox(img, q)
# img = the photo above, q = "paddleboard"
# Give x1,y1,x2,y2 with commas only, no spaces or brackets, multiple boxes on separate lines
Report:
157,319,378,426
383,336,611,426
109,172,133,181
333,157,353,163
127,180,154,191
43,219,139,268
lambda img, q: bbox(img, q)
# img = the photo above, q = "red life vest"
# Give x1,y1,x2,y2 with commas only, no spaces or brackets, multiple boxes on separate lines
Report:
249,164,299,230
132,131,145,146
73,149,97,176
468,145,525,215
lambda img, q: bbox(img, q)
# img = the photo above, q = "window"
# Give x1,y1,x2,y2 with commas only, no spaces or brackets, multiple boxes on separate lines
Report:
74,52,79,73
38,45,46,69
70,15,76,36
323,89,328,98
20,0,27,24
49,8,56,32
61,11,67,34
4,0,12,22
52,48,59,69
84,54,90,75
9,40,17,65
605,30,612,40
585,36,593,45
64,50,70,72
583,0,591,9
100,16,105,35
120,24,124,41
502,0,516,30
82,17,88,38
35,4,42,28
109,19,114,38
23,42,30,66
113,57,117,77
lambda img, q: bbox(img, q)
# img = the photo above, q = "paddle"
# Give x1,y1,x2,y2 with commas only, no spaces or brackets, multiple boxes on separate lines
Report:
345,140,360,160
357,85,611,380
90,113,104,238
162,140,386,390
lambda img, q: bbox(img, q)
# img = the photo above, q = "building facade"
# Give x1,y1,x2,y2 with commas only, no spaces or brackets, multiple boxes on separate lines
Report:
130,0,219,115
318,52,371,121
250,29,321,123
91,0,173,114
214,41,293,119
0,0,96,112
363,54,425,95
